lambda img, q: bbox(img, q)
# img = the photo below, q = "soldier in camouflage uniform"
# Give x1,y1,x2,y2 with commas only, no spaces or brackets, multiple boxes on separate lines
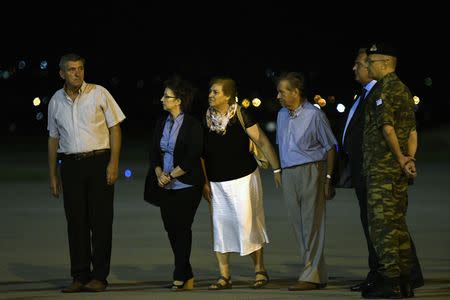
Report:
362,43,421,299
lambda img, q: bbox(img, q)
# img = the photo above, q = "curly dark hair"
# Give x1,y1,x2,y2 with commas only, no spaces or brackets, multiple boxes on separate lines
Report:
164,76,196,112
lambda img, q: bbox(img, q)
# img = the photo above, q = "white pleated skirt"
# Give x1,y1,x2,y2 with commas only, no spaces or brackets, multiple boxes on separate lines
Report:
210,168,269,256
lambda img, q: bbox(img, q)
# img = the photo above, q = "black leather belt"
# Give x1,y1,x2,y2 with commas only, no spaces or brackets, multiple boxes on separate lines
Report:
63,149,110,160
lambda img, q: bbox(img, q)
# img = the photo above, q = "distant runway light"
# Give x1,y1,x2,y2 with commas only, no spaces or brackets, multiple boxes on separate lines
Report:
314,95,327,107
424,77,432,87
33,97,41,106
336,103,346,113
265,121,276,133
314,104,321,109
124,169,132,178
241,98,250,108
318,98,326,107
36,112,44,121
413,96,420,105
40,60,48,70
58,159,62,165
252,98,261,107
18,60,26,70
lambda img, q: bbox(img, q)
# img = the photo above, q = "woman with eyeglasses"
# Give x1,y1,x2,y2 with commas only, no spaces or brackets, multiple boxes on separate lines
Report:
145,76,203,291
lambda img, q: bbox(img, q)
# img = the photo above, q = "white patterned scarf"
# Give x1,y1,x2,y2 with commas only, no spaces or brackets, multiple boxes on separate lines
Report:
206,103,238,135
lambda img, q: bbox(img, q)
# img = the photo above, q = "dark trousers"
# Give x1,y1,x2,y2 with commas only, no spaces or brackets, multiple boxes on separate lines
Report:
358,173,424,287
60,152,113,283
159,186,202,281
354,175,379,273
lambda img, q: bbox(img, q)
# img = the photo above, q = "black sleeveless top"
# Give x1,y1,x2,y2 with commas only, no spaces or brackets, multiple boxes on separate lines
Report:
203,110,257,182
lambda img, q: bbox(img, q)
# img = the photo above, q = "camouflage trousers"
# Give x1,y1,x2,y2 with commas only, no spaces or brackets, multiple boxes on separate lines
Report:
367,170,413,278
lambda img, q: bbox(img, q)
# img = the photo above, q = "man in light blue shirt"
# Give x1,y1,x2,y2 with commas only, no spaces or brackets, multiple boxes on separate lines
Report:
275,72,337,291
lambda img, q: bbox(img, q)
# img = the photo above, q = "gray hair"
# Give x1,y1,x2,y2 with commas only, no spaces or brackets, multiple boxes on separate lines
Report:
59,53,85,70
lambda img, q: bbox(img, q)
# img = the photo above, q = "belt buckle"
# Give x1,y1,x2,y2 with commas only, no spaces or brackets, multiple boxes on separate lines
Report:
73,150,106,160
75,152,93,160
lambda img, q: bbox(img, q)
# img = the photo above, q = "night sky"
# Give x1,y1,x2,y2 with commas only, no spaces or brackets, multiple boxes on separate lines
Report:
2,2,447,137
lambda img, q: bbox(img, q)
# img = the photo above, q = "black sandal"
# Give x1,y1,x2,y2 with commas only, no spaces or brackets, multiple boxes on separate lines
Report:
208,276,232,290
252,271,269,289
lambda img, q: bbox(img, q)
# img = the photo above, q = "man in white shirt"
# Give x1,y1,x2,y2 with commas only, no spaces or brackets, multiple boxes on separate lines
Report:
47,53,125,293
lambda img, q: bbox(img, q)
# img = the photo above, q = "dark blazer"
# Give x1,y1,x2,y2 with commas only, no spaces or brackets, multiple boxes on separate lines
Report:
144,113,204,206
341,88,373,187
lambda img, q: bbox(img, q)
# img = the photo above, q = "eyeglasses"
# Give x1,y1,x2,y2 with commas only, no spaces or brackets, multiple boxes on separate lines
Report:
367,59,389,64
162,95,177,100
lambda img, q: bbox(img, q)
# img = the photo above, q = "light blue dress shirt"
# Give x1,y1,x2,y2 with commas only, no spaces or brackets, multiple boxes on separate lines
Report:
160,113,192,190
342,80,377,145
276,101,338,169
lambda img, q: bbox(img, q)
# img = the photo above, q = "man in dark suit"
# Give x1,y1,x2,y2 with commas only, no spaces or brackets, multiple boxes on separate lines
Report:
342,48,379,291
342,48,424,293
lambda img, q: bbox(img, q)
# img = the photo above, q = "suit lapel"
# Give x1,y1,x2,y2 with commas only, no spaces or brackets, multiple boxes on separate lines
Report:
344,87,374,139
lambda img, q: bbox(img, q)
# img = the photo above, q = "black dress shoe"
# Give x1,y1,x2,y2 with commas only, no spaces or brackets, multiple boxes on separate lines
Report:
362,278,402,299
350,279,376,292
350,282,363,292
350,282,364,292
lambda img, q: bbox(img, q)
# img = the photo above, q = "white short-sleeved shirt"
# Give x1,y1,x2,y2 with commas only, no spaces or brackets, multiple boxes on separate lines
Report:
47,82,126,154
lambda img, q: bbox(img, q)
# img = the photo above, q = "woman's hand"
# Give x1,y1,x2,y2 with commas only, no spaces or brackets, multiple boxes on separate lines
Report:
202,182,212,203
157,172,171,187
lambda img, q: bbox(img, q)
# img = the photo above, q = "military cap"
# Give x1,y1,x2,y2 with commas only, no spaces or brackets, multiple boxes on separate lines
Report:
366,42,398,58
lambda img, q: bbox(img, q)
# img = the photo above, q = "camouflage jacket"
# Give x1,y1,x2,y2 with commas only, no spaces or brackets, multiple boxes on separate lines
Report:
362,72,416,175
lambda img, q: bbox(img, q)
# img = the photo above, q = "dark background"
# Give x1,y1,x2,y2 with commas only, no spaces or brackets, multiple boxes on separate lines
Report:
1,2,447,138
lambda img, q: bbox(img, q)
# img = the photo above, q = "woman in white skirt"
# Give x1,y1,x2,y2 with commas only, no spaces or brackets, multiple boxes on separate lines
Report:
202,77,281,289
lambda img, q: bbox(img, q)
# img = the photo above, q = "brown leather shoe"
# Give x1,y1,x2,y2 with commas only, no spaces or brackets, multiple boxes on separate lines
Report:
288,281,327,291
61,280,84,293
84,279,107,292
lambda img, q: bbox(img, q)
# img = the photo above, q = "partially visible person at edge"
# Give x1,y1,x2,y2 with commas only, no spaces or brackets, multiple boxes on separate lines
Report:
275,72,337,291
361,42,423,299
201,77,281,290
47,53,125,293
341,48,424,295
147,77,203,291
